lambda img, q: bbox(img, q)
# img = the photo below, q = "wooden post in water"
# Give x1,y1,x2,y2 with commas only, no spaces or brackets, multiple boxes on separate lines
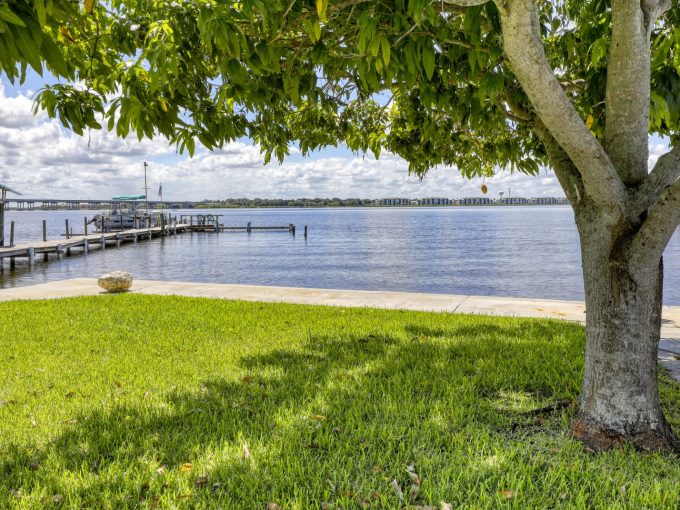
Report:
289,223,295,235
83,238,89,255
119,215,123,232
84,217,88,236
304,225,308,238
116,233,121,248
160,213,165,237
27,247,35,266
43,220,49,260
65,219,71,255
247,222,252,233
100,235,106,250
9,221,15,268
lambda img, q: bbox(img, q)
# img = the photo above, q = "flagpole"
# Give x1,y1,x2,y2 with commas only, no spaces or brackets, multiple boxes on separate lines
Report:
143,161,149,214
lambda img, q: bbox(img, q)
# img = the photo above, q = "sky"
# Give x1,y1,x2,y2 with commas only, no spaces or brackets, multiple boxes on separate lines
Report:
0,75,670,201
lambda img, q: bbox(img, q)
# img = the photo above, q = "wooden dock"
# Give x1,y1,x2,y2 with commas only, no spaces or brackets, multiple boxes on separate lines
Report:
0,223,189,268
0,217,304,270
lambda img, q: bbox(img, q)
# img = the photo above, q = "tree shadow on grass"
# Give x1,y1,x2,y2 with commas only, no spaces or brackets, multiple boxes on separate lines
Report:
1,320,594,507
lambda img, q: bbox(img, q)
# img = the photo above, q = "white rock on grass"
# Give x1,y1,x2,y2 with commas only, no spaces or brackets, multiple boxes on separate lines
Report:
97,271,133,293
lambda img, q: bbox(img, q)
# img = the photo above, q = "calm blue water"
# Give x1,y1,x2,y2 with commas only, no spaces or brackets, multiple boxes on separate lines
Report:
1,206,679,304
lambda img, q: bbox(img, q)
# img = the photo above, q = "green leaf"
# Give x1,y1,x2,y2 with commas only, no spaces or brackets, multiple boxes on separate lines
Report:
590,37,608,69
422,44,435,80
316,0,328,22
381,38,390,66
0,4,26,27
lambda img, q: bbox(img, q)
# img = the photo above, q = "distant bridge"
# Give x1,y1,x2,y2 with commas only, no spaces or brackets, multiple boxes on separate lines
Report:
4,199,199,210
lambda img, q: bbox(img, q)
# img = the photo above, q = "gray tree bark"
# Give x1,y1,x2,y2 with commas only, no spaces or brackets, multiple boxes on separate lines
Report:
570,210,678,451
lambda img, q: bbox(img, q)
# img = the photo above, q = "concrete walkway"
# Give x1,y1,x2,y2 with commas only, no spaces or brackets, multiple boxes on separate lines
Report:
1,278,678,379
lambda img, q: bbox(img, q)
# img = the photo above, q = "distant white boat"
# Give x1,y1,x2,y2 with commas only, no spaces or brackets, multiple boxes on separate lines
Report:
89,195,159,232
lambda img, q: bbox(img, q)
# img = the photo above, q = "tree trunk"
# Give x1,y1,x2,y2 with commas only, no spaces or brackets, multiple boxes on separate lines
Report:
571,214,679,452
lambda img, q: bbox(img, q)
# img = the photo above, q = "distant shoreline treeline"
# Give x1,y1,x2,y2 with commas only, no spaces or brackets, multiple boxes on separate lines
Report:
194,197,568,208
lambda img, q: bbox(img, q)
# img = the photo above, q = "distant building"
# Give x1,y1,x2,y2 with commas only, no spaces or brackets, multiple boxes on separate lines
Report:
528,197,569,205
498,197,528,205
418,197,451,206
379,197,411,206
457,197,493,205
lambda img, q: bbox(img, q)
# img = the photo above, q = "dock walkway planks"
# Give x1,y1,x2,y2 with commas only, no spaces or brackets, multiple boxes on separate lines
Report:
0,224,189,265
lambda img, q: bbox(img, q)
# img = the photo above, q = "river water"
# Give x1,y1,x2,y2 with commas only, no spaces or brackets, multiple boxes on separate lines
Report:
1,206,679,304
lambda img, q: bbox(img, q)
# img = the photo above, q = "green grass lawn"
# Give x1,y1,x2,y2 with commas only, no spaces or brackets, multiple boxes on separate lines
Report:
0,295,678,509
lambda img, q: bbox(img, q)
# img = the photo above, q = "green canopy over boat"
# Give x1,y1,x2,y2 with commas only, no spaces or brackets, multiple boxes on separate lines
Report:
112,195,146,201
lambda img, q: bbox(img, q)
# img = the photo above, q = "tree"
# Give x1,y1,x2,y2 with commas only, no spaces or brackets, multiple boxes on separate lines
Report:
3,0,679,451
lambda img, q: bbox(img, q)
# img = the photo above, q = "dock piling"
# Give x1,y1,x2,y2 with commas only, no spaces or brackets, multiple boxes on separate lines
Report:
9,221,15,268
83,238,89,255
84,217,88,236
304,225,308,237
43,220,49,260
27,247,34,266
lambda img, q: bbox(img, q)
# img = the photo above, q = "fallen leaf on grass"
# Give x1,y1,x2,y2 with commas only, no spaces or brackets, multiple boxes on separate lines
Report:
179,463,193,472
267,503,281,510
65,391,76,398
243,442,250,461
240,376,255,384
498,490,516,499
156,465,167,475
27,460,39,471
308,414,327,421
195,476,209,488
440,503,453,510
177,494,192,501
30,417,37,428
51,494,64,503
390,479,404,501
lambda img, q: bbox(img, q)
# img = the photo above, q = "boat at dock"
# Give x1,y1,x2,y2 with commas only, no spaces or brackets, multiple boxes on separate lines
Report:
89,196,159,232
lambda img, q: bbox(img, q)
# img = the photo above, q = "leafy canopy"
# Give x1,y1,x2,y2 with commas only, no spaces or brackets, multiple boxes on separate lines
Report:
2,0,679,177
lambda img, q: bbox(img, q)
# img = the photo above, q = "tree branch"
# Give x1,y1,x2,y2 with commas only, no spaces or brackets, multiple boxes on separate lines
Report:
630,177,680,272
602,0,652,185
533,121,585,208
634,145,680,214
493,0,629,217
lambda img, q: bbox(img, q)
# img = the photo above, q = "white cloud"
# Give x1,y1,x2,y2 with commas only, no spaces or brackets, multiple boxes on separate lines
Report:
0,81,668,201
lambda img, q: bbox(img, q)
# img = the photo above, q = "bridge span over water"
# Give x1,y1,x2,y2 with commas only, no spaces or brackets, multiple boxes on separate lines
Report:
4,199,199,210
